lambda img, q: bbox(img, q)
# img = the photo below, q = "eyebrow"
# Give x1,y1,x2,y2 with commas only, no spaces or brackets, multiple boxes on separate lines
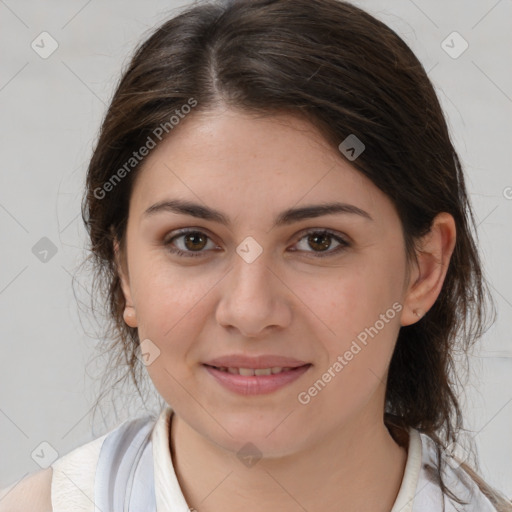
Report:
142,198,373,226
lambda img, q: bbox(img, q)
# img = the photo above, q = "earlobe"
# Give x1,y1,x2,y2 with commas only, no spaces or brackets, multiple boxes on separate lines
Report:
123,306,138,328
400,212,456,327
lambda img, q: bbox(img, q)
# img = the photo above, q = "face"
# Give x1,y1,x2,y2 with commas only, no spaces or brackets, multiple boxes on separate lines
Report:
117,108,414,457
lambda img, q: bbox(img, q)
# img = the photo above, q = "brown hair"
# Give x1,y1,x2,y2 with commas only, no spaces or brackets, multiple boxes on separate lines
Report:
78,0,511,508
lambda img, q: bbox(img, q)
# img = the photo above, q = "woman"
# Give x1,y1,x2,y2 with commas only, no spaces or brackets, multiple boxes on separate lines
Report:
1,0,510,510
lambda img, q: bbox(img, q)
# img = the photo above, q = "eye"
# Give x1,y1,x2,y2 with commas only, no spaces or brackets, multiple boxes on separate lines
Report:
291,229,350,258
163,229,218,258
163,228,350,258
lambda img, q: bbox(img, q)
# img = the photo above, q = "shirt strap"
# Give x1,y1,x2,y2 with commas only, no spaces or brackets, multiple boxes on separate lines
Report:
94,415,157,512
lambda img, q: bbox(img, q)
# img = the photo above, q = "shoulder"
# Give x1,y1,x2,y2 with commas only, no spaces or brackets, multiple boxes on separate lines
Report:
417,431,508,512
0,429,109,512
0,412,162,512
0,467,53,512
0,430,108,512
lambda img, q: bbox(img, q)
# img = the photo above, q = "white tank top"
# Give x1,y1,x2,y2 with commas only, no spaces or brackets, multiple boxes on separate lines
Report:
49,406,499,511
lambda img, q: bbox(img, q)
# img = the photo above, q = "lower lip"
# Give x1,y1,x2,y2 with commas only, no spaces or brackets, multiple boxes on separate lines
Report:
203,364,312,395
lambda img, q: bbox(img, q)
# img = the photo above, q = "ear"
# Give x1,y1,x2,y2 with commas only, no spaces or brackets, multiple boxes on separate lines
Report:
400,212,456,327
114,237,138,328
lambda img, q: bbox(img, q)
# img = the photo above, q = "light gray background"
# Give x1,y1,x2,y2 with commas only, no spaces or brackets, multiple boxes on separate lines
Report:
1,0,511,499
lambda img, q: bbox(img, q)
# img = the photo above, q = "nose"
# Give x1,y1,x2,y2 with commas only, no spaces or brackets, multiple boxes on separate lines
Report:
215,248,292,338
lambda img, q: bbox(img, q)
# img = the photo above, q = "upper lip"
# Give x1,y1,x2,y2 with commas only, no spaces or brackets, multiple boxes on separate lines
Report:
203,354,310,369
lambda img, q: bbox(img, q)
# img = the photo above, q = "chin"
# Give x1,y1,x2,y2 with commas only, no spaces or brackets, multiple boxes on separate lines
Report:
212,424,306,461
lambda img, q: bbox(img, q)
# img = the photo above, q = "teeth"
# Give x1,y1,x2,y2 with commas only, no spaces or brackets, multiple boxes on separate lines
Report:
254,368,272,376
214,366,295,375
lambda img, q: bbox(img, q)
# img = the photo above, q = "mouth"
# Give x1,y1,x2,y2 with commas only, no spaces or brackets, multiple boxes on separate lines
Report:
203,364,307,376
202,363,312,395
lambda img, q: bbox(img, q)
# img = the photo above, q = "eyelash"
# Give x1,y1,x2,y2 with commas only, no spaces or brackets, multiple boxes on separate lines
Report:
163,228,350,259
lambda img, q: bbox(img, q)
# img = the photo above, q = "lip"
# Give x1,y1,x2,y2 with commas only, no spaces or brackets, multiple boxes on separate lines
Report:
203,363,312,396
203,354,309,369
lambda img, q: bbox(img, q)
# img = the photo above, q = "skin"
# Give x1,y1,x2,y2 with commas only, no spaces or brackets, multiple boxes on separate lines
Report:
116,107,456,512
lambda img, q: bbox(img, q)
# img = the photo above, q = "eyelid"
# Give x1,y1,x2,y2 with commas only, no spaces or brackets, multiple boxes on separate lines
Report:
163,228,352,258
163,227,351,258
163,226,349,244
291,228,350,257
163,227,220,251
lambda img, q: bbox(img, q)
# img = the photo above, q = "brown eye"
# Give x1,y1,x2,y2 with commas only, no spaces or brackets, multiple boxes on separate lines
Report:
307,232,332,252
164,230,215,258
292,229,350,258
182,232,208,251
163,228,350,259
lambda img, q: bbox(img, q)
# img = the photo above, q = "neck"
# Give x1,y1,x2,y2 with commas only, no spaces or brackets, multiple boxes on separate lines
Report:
169,407,408,512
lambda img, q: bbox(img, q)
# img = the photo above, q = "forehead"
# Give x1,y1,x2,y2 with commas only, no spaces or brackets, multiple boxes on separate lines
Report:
129,109,393,225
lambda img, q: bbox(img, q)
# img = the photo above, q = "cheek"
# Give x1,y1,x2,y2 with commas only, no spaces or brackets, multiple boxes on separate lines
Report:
134,266,212,408
302,283,400,420
128,264,210,393
314,262,400,336
131,252,213,334
308,254,402,379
